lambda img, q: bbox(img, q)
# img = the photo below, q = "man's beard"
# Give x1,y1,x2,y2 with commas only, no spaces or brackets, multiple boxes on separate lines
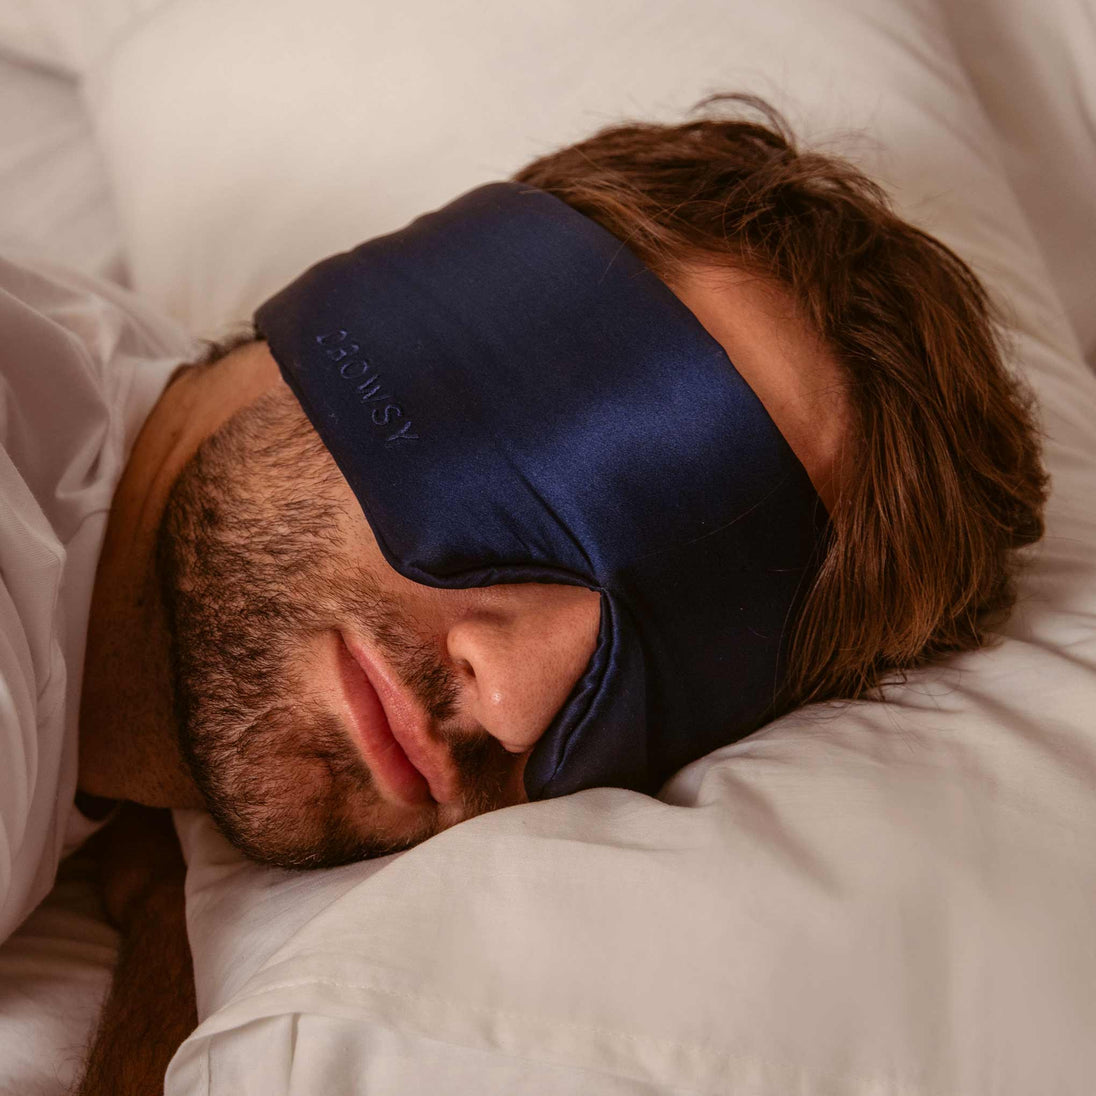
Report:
154,384,512,869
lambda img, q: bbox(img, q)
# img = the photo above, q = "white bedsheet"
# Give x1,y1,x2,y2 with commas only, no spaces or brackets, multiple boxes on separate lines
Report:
0,51,122,1096
0,15,170,1090
0,853,116,1096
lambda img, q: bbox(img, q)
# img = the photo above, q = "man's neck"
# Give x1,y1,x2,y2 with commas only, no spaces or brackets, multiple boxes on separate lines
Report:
77,340,283,806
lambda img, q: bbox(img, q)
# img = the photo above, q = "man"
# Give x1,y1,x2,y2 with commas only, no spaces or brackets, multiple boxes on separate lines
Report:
1,96,1047,1091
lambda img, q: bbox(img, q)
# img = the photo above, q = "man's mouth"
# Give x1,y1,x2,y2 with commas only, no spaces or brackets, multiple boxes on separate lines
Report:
334,631,461,807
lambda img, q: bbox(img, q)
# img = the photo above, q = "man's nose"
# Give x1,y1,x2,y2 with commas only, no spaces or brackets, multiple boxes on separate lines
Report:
444,584,601,754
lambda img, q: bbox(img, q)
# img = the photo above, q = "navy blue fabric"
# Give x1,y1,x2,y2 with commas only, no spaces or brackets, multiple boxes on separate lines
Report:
254,182,829,800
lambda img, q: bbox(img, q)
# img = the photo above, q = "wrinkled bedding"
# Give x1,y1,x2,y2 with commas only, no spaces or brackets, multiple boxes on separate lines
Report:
0,0,1093,1093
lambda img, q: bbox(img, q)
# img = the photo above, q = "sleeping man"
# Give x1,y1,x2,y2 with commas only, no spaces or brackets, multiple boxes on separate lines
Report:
1,96,1047,1091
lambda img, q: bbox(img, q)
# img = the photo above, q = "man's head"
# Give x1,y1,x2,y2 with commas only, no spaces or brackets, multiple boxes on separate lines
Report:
155,94,1047,869
157,354,601,866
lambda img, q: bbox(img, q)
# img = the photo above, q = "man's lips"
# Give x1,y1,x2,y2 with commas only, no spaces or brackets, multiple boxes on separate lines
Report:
334,631,460,807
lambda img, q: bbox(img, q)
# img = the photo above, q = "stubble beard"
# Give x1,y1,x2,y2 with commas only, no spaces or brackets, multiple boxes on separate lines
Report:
154,386,508,869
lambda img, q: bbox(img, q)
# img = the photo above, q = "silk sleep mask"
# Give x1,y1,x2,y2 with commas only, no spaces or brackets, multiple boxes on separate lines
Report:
254,181,829,801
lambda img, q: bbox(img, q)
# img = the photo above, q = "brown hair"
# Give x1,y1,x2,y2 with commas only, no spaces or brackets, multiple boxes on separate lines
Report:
514,93,1049,708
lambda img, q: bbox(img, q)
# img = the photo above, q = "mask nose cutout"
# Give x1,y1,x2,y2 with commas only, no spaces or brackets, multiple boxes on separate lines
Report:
444,585,602,757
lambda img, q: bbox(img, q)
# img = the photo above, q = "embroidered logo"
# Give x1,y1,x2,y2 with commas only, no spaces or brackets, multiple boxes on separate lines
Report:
316,330,419,444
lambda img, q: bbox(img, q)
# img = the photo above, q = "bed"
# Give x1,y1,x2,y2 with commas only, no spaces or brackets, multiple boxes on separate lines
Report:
1,0,1094,1093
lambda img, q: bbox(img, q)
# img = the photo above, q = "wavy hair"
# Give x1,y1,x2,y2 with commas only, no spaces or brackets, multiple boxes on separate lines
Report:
514,93,1049,707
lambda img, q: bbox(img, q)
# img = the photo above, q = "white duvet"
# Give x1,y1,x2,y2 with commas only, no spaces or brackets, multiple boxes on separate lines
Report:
2,0,1095,1092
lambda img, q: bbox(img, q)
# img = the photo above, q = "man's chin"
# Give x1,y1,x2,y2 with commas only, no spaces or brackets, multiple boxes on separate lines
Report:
201,791,442,870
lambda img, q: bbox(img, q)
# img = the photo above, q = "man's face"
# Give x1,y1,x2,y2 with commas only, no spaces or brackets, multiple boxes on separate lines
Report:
156,344,600,869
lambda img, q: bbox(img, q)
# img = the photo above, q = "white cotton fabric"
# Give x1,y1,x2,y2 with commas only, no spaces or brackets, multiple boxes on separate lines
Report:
70,0,1096,1091
82,0,1096,367
0,851,118,1096
0,57,124,282
0,0,173,76
0,252,195,946
939,0,1096,372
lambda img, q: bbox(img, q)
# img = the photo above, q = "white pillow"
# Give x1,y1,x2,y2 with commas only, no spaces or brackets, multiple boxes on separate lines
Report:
0,0,171,75
0,55,123,279
83,0,968,338
82,0,1096,1092
939,0,1096,370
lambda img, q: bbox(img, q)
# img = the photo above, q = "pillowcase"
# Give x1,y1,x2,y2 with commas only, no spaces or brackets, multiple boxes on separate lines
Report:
0,0,170,75
82,0,1003,338
0,55,122,278
82,0,1096,1092
938,0,1096,370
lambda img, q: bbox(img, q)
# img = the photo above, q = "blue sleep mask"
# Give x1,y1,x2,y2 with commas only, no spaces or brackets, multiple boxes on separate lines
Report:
254,181,829,800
